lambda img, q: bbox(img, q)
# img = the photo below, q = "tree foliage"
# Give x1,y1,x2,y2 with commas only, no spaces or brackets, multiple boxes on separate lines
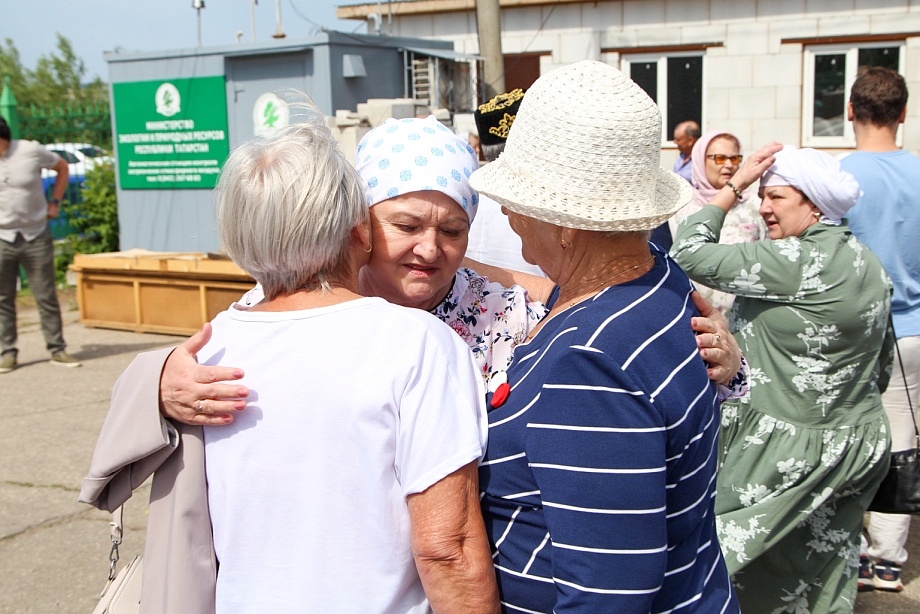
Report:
55,161,120,282
0,35,107,109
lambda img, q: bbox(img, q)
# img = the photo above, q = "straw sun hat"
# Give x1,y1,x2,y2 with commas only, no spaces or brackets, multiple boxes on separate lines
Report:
469,60,693,231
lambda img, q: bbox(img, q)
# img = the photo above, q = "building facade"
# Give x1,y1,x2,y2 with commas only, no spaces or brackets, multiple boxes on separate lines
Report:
337,0,920,164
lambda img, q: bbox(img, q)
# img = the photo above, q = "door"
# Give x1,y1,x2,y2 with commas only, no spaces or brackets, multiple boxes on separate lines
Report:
225,52,313,148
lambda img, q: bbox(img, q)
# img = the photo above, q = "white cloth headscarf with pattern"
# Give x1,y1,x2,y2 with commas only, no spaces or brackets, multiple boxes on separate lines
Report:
355,116,481,223
760,145,862,224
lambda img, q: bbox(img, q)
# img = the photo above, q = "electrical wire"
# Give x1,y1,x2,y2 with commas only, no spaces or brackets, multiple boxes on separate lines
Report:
487,4,557,89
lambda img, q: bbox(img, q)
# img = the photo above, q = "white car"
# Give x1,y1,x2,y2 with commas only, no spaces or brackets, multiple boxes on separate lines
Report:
41,143,112,179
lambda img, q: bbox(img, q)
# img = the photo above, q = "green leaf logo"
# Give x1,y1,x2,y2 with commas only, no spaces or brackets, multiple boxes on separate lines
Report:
263,101,279,128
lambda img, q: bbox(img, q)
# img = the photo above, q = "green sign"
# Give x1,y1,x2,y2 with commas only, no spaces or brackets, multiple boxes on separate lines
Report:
113,76,230,189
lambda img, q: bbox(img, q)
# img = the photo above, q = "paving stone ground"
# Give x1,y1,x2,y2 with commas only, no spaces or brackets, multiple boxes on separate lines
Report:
0,289,917,612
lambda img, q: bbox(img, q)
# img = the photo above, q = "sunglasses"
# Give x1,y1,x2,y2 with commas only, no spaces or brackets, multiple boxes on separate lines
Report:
706,154,743,165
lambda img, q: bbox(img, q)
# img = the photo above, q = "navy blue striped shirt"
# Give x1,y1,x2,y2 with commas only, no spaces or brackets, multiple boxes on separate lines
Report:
479,248,739,614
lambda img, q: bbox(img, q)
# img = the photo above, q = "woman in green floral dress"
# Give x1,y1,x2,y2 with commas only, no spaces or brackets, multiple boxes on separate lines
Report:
671,142,895,614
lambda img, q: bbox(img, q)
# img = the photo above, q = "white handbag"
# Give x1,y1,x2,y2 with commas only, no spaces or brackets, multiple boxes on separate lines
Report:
92,506,143,614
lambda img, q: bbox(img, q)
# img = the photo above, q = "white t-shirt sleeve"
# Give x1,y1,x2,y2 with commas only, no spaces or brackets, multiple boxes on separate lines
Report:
37,145,61,170
395,320,488,497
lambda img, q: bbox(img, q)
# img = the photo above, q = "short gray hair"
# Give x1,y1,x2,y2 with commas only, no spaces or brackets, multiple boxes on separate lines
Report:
482,142,505,163
216,119,367,299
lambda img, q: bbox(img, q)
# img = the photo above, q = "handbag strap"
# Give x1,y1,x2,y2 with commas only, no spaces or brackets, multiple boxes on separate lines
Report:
893,337,919,448
108,506,124,581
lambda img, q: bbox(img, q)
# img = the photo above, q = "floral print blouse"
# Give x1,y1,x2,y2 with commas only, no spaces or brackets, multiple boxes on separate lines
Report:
429,267,546,382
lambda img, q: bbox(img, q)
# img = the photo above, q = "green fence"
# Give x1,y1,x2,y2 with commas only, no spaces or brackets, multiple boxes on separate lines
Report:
19,101,111,148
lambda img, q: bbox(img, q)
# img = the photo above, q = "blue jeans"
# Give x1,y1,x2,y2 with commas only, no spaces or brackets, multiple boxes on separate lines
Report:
0,230,66,356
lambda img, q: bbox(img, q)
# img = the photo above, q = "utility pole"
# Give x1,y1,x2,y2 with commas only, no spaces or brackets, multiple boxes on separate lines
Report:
476,0,505,101
193,0,205,47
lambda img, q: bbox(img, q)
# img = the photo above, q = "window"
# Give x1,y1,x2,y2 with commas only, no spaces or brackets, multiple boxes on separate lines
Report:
803,42,904,147
621,53,703,144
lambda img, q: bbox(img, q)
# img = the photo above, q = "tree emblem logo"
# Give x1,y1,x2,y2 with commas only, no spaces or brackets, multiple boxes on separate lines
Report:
253,92,290,136
155,83,182,117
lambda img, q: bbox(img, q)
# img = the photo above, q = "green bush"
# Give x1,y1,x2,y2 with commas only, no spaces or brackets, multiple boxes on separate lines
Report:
55,161,119,284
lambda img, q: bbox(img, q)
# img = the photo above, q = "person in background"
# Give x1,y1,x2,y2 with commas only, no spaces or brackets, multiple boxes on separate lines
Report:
466,89,546,276
670,130,766,315
672,119,700,183
840,66,920,593
649,121,699,251
469,132,483,161
0,115,80,373
672,143,893,614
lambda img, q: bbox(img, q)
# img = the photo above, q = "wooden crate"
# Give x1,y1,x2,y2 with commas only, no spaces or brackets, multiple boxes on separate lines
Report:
70,250,255,335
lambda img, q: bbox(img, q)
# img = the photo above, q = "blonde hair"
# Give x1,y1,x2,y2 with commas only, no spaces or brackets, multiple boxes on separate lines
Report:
216,106,366,299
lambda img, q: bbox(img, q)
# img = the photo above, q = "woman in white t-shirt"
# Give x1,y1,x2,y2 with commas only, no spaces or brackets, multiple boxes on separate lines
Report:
167,115,498,612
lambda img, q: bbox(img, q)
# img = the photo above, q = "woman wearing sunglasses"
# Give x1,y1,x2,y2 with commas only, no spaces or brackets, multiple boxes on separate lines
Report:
669,130,766,315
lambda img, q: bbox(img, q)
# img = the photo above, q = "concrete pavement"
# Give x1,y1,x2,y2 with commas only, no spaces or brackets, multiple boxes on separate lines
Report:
0,290,918,612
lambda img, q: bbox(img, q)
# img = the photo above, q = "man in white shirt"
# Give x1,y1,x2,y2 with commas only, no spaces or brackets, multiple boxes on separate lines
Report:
0,116,80,372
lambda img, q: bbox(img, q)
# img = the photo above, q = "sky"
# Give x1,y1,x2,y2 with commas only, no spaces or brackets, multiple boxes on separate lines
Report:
1,0,364,82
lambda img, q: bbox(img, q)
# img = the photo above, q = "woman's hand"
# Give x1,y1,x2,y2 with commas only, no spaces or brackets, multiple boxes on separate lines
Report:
159,323,249,425
730,141,784,193
707,141,784,214
690,292,742,385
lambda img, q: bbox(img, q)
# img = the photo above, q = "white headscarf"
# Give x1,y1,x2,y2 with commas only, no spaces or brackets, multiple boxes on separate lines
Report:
760,145,862,224
355,116,481,223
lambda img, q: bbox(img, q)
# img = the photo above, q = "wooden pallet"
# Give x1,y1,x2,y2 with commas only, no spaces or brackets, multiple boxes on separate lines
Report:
70,250,254,336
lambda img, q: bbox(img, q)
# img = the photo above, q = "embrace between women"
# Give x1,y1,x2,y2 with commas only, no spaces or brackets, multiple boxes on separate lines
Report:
83,62,759,613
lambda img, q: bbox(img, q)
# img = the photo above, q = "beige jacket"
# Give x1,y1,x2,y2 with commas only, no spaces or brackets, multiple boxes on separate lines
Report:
79,348,217,614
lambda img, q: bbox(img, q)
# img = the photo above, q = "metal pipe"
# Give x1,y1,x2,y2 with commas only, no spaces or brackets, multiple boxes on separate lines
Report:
272,0,286,39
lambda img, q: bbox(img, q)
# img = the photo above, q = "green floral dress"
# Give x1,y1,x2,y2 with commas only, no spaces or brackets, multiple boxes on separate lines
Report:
672,205,895,614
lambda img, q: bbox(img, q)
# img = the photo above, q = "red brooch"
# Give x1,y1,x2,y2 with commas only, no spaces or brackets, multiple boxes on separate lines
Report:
491,383,510,408
489,371,510,409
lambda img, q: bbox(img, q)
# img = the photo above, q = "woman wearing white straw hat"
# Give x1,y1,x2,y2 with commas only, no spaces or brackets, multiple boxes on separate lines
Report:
671,144,893,613
469,60,739,613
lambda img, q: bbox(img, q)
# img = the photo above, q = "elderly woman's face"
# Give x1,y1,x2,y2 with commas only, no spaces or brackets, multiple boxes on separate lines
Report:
704,136,742,189
501,207,560,276
758,185,818,240
361,191,469,311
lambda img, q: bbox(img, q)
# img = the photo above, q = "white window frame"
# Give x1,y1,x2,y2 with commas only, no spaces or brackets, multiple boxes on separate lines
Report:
620,51,706,146
802,41,905,148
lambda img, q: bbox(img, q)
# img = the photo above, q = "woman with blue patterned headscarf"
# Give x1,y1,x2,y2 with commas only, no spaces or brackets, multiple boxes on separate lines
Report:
348,116,545,379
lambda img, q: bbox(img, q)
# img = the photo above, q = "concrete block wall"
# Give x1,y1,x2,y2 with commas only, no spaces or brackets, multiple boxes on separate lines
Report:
372,0,920,156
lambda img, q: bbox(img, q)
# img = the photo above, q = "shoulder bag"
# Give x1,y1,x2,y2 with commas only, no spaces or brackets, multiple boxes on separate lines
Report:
868,338,920,515
92,506,143,614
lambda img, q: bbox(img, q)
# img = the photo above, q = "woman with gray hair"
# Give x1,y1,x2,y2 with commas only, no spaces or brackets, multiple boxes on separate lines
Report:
83,116,499,613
